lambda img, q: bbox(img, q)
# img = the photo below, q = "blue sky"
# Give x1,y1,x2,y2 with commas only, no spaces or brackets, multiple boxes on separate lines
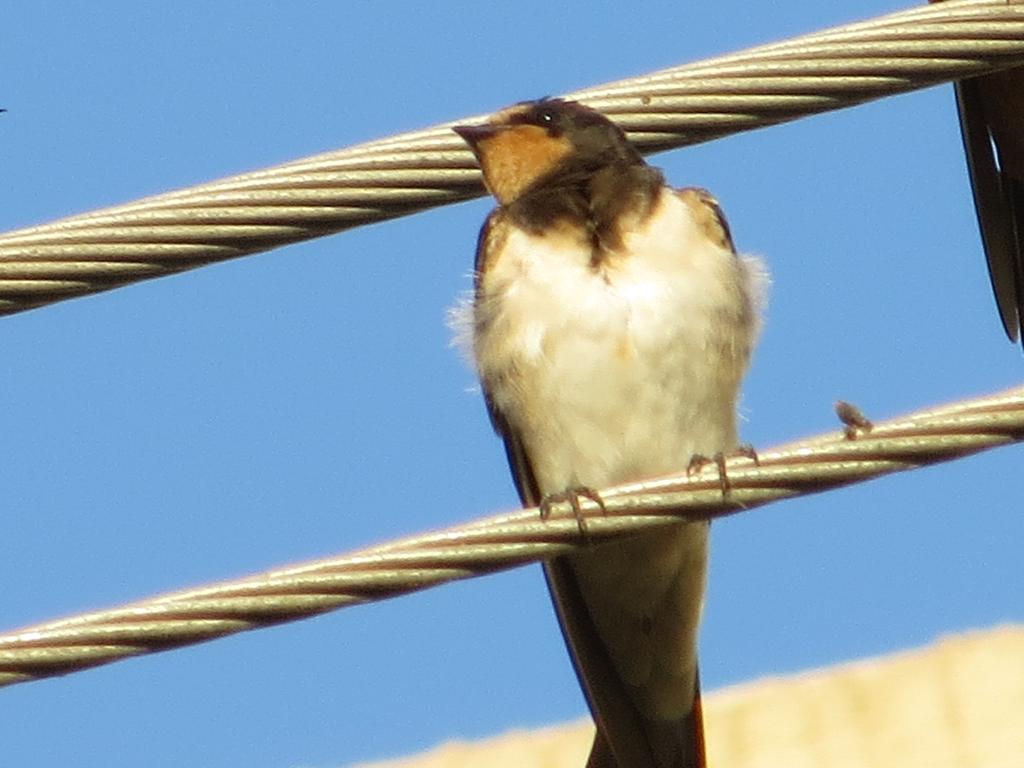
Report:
2,2,1021,766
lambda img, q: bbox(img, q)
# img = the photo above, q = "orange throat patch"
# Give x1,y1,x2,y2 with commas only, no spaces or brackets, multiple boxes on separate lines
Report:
476,125,574,205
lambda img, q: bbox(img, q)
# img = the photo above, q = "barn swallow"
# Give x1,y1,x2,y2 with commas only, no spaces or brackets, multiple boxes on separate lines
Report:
945,64,1024,343
453,99,765,768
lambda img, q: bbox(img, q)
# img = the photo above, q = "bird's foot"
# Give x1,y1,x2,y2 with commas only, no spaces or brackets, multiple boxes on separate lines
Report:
539,486,606,539
687,444,758,495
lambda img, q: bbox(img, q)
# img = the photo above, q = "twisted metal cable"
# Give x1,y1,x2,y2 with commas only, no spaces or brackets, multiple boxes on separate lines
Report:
2,384,1022,688
1,0,1023,316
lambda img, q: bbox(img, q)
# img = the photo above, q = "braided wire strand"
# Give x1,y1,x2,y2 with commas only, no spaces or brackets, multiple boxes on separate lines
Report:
2,385,1022,688
1,0,1023,315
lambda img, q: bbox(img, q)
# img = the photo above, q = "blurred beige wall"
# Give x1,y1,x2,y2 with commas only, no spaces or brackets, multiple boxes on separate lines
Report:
356,625,1023,768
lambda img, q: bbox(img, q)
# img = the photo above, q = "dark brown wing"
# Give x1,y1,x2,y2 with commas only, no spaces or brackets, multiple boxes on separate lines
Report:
473,208,510,302
952,75,1024,344
487,401,541,509
582,674,706,768
546,555,707,768
674,187,736,254
473,208,542,506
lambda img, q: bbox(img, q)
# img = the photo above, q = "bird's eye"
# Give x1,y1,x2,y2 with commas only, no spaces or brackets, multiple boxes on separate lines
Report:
537,111,554,125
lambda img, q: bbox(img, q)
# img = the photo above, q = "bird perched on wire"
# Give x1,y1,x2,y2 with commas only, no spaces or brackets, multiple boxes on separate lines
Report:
452,98,765,768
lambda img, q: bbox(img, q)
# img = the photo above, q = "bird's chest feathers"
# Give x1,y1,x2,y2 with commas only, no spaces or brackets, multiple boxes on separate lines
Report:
477,193,742,487
480,193,732,380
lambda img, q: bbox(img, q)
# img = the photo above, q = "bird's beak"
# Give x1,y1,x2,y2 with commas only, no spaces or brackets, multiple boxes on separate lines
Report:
453,123,506,149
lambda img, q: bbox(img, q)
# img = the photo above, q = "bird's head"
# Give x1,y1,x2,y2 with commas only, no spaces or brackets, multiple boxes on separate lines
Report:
454,98,641,206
